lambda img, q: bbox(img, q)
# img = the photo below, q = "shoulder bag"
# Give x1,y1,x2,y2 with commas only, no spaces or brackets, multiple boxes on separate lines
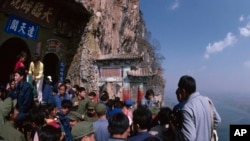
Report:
206,97,219,141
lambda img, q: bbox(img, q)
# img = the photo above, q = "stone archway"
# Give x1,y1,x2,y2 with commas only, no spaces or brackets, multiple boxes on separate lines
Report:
0,37,31,85
43,53,59,85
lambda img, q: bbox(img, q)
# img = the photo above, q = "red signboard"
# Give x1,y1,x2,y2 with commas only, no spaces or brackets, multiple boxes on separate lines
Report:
100,68,122,78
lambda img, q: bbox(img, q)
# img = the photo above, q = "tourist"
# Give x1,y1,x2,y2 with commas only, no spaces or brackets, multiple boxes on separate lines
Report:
71,121,95,141
64,79,75,98
39,125,62,141
6,79,17,100
58,99,73,141
174,75,221,141
0,87,7,101
141,89,157,108
29,105,45,141
108,113,130,141
128,107,161,141
88,91,97,103
149,107,175,141
53,84,71,110
109,100,124,118
14,68,34,123
93,103,109,141
84,102,98,122
69,111,83,128
123,99,134,126
28,53,44,102
72,84,80,99
148,106,160,129
76,87,90,116
42,76,53,104
99,91,111,118
14,51,27,71
0,98,26,141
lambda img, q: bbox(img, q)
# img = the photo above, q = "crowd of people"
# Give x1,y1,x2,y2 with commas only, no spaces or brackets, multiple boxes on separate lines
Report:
0,52,221,141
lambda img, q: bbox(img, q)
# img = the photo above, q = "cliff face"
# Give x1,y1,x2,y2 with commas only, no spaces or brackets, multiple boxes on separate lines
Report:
67,0,141,88
81,0,140,54
67,0,164,104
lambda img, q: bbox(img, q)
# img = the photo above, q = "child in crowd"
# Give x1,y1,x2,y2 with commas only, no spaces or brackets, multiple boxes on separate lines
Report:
58,99,73,141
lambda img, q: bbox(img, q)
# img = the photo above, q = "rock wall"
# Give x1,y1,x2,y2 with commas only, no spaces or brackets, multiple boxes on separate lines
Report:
67,0,165,103
67,0,141,91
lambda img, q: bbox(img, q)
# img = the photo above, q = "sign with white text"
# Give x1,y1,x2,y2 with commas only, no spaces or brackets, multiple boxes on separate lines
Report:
5,16,39,40
230,125,250,141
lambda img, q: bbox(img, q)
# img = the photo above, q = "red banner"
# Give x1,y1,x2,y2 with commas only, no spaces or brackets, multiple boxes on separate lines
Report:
122,88,130,101
137,87,143,107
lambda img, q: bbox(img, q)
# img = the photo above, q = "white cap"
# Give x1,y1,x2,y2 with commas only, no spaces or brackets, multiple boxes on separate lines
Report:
47,76,52,82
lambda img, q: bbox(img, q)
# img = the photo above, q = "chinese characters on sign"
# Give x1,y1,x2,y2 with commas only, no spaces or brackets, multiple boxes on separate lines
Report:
100,68,122,82
1,0,56,27
5,16,39,40
101,68,122,78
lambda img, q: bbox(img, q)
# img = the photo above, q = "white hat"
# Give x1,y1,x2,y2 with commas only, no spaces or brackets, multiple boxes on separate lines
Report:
47,76,52,82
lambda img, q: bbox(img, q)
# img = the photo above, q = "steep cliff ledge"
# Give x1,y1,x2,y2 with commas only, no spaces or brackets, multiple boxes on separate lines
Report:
67,0,165,105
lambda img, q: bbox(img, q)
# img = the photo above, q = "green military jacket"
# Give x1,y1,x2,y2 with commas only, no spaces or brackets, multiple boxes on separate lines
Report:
76,97,90,115
0,122,26,141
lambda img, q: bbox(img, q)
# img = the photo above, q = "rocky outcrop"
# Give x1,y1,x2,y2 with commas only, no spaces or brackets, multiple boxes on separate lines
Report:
67,0,165,103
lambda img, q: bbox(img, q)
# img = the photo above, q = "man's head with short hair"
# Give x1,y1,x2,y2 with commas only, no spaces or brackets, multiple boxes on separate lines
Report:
14,68,26,84
64,79,71,84
72,85,80,94
78,87,86,92
114,100,124,109
58,84,68,97
158,107,172,126
61,99,72,115
88,91,97,101
78,87,86,98
133,107,152,131
64,79,71,89
177,75,196,100
39,125,62,141
100,91,109,102
43,103,57,119
108,113,130,138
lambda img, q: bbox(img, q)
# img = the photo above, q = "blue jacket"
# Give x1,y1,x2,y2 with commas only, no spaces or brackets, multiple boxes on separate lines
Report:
93,119,109,141
42,84,53,104
58,112,72,141
16,81,34,121
53,93,71,110
7,90,18,100
17,81,34,113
